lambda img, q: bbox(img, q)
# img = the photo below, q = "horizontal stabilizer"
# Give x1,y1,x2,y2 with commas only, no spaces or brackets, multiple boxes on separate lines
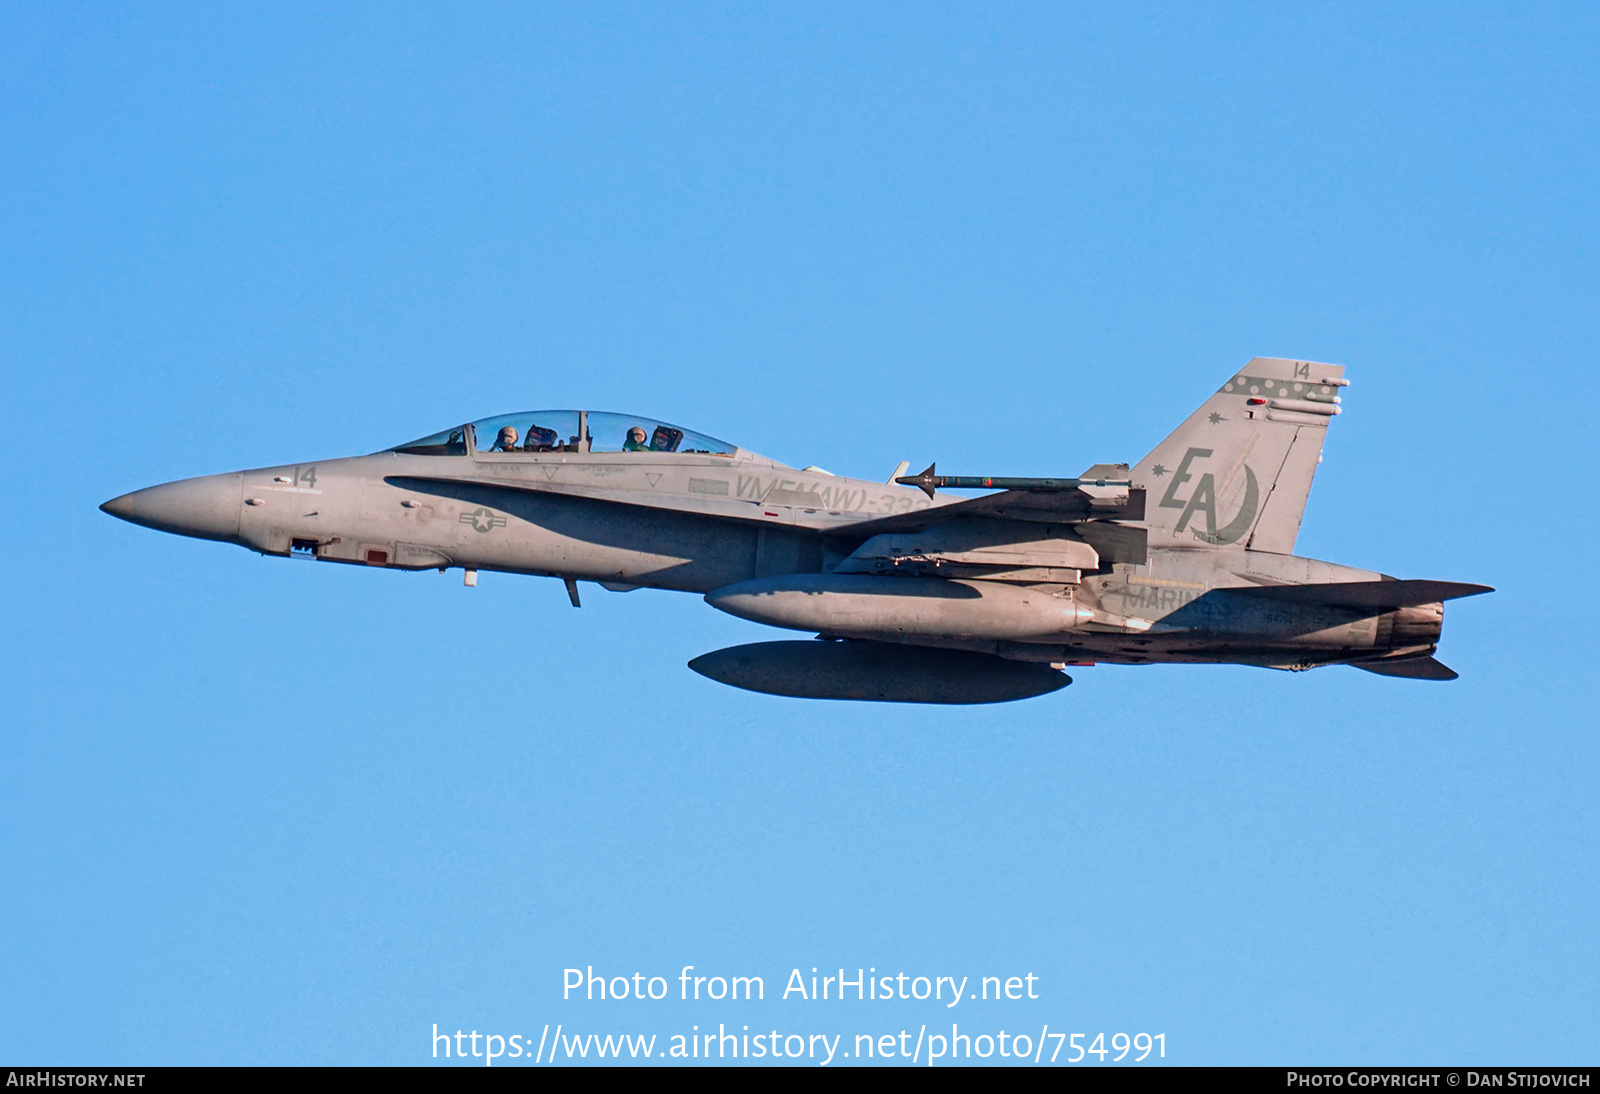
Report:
1353,656,1459,681
1222,579,1493,611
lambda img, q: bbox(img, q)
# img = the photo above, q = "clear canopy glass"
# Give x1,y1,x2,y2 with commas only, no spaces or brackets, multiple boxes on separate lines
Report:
472,411,583,453
389,411,736,457
584,412,735,455
388,425,468,456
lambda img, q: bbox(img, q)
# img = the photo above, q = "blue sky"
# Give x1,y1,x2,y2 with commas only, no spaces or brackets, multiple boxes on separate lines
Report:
3,3,1596,1066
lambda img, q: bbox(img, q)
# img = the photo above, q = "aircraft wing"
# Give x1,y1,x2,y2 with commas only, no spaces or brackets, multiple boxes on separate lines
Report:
832,486,1147,537
386,472,1151,564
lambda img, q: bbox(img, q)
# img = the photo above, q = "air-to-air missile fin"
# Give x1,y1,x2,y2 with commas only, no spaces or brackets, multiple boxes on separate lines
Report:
1352,656,1459,681
900,463,936,497
1219,579,1493,612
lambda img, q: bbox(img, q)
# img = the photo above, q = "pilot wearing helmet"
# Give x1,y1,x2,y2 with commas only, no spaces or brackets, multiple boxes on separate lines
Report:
492,426,520,453
623,425,651,452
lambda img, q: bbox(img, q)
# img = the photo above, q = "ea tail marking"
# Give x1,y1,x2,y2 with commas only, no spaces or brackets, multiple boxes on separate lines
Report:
1139,358,1346,552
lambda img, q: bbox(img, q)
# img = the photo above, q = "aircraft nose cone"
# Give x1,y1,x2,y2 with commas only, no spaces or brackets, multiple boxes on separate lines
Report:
99,494,137,519
99,474,243,541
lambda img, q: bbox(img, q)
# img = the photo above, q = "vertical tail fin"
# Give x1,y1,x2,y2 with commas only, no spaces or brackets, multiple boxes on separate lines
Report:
1137,358,1346,553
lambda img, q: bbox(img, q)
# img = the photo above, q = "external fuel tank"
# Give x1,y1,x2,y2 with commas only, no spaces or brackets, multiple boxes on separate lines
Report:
688,641,1072,704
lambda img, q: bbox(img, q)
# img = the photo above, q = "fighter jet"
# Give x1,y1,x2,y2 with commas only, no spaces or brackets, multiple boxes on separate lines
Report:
101,359,1489,703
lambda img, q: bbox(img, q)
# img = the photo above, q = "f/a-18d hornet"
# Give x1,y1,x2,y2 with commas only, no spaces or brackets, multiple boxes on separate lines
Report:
101,358,1489,703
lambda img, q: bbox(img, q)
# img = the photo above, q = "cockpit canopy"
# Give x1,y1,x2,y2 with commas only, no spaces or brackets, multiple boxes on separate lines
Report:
390,411,738,457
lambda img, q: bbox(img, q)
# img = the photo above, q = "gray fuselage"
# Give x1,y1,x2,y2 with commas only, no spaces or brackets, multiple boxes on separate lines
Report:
103,443,1430,673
